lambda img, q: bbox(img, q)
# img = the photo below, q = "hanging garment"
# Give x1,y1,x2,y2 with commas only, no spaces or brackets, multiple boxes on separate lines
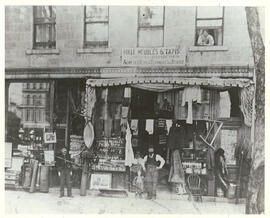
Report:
145,119,154,135
123,87,131,106
107,86,123,103
167,124,186,151
124,87,131,98
166,120,173,135
131,119,139,135
239,85,255,127
206,148,215,180
219,91,231,118
121,106,129,118
182,86,202,124
168,149,185,184
125,123,135,167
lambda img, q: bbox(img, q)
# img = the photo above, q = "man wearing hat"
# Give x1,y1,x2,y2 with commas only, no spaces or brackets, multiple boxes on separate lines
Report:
142,145,165,200
56,147,73,198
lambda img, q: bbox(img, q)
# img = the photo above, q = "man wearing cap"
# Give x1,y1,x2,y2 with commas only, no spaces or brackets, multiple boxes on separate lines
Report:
142,145,165,200
56,147,73,198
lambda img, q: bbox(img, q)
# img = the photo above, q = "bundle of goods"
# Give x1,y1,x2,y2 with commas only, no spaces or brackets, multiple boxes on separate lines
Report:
92,159,126,172
182,162,206,175
5,170,21,189
69,135,84,168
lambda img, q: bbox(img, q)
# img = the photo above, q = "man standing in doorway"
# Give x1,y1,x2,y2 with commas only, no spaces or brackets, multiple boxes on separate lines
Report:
142,145,165,200
56,147,73,198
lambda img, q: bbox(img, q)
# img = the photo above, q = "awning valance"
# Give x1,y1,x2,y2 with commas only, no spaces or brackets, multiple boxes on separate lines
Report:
86,77,253,89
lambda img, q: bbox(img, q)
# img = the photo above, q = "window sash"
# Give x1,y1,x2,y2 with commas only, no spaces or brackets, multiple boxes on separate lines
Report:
138,27,164,47
85,6,109,22
33,6,56,49
84,6,109,48
195,7,224,46
34,6,56,18
138,6,164,27
197,19,223,28
197,6,223,19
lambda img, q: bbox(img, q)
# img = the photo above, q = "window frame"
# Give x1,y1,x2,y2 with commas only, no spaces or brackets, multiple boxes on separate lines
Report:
83,6,110,49
137,6,165,48
194,6,225,46
33,6,56,49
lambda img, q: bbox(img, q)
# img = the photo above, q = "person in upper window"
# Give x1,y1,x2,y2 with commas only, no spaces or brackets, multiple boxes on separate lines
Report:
197,29,215,46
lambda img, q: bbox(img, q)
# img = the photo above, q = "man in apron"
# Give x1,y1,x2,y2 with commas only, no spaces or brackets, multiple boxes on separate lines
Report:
142,145,165,200
56,147,73,198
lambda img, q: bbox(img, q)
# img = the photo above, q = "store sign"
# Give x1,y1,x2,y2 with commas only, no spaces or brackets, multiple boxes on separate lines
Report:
121,47,186,66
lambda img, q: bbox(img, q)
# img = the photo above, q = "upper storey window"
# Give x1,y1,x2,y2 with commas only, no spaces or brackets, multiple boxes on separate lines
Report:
33,6,56,49
84,6,109,48
195,7,224,46
138,6,164,47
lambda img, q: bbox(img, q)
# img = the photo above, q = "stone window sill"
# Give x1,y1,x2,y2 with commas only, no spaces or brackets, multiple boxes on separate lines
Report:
25,49,60,55
77,47,112,54
189,46,228,52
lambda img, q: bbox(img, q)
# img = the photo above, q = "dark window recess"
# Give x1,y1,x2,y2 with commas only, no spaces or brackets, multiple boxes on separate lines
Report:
33,6,56,49
84,6,109,48
130,88,157,119
195,7,224,46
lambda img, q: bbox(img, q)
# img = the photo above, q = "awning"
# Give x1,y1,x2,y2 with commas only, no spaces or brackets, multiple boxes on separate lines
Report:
86,76,253,89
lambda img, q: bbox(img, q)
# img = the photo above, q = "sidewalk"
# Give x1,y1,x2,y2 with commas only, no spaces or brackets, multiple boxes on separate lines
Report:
5,188,245,214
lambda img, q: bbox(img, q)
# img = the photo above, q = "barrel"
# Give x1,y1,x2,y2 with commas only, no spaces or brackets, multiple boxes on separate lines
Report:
23,166,32,188
227,183,236,199
29,160,39,193
39,165,50,193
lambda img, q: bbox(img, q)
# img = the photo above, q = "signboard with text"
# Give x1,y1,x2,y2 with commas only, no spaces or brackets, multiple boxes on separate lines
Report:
121,47,186,66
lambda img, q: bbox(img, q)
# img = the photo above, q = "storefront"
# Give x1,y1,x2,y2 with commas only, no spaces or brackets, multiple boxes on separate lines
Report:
5,68,254,199
83,76,254,197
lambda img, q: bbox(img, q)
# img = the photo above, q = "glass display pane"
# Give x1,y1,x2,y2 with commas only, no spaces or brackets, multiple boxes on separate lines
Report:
220,129,237,165
197,6,223,18
85,23,108,42
138,28,163,47
139,6,164,27
85,6,108,22
6,82,51,145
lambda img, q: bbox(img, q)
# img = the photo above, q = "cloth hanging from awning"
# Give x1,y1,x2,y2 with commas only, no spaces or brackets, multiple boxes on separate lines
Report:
85,86,96,120
130,83,183,92
182,86,202,124
125,122,135,167
86,77,253,89
239,85,255,127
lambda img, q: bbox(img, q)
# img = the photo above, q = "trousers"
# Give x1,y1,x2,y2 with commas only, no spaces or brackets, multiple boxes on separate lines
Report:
59,168,72,196
145,165,158,198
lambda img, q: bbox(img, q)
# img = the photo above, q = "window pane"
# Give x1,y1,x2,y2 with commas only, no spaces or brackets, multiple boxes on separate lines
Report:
138,28,163,47
196,28,222,46
139,6,164,27
35,6,55,18
35,24,56,45
197,19,222,28
85,23,108,42
197,6,223,18
85,6,108,22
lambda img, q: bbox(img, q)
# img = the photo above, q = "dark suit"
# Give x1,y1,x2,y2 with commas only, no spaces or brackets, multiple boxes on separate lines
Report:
56,153,72,197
